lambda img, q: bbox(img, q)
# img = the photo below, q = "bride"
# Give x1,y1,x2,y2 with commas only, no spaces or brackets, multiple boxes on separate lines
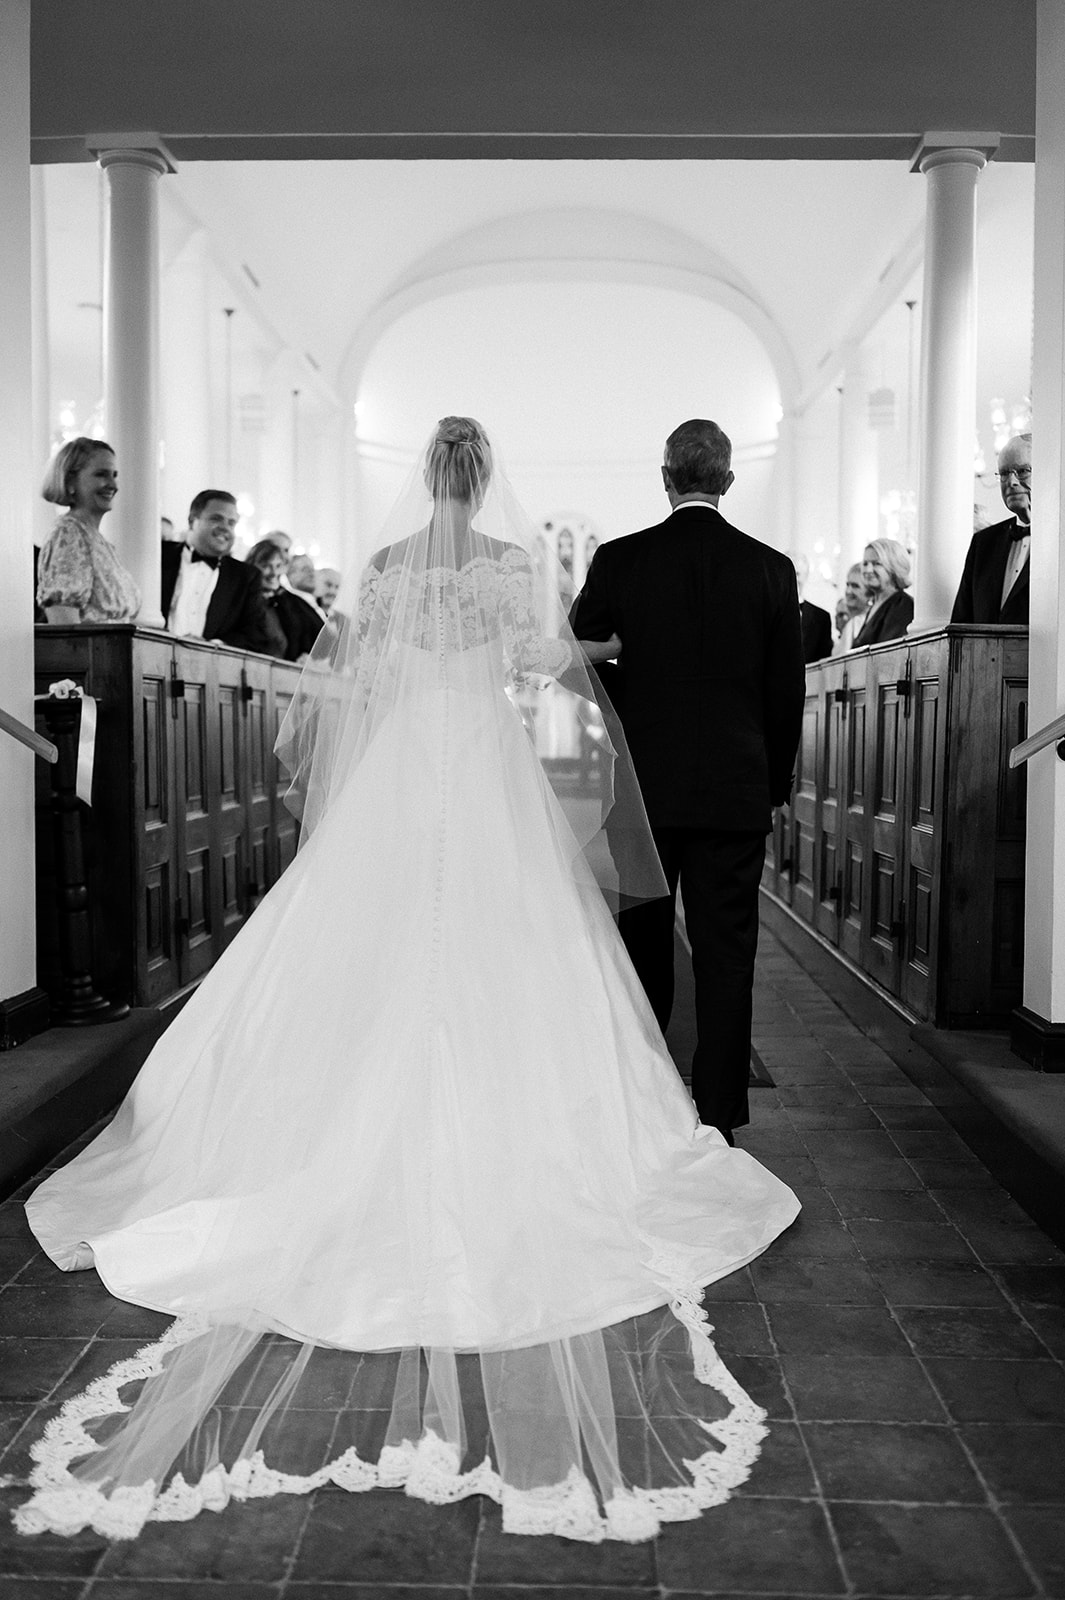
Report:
16,417,799,1544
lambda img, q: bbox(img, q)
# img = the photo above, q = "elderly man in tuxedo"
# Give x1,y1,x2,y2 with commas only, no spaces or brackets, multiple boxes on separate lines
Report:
951,434,1031,624
162,490,272,653
570,419,805,1143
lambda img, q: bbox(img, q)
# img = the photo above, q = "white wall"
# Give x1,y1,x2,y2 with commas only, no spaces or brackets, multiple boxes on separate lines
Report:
352,278,783,568
0,0,37,1000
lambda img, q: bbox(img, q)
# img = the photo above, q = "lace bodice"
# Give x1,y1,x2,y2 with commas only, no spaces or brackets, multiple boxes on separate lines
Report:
358,546,571,679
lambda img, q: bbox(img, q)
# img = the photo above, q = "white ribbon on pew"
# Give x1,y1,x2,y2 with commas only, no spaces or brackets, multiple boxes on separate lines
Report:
44,680,98,806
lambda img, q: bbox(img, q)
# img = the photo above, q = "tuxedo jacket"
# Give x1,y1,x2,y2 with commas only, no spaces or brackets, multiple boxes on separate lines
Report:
950,517,1030,625
570,506,805,832
852,588,914,648
271,587,325,661
800,599,833,664
161,543,272,654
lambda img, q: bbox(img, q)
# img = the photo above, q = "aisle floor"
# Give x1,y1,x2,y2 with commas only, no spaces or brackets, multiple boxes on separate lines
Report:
1,927,1063,1599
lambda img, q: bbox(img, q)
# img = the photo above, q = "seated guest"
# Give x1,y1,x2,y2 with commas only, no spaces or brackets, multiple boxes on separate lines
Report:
244,540,290,657
951,433,1031,625
162,490,273,653
833,562,870,654
287,551,329,623
315,566,348,631
37,436,140,624
853,539,914,646
267,529,294,570
314,566,342,617
789,551,833,663
246,539,322,662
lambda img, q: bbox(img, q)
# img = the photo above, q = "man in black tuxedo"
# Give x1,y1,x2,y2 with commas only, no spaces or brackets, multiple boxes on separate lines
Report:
951,433,1031,625
790,551,833,663
162,490,273,653
570,419,805,1142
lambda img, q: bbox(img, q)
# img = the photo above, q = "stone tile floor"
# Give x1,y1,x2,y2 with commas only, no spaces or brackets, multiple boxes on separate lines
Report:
0,927,1063,1598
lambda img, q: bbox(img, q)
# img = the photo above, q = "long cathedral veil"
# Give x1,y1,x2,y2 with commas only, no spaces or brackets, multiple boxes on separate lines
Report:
275,417,667,912
17,419,797,1544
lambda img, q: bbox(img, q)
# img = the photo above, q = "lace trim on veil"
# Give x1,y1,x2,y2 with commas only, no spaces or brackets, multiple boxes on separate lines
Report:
11,1278,767,1545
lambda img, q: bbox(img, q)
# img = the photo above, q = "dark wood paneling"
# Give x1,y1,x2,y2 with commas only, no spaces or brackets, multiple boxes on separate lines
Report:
33,627,303,1009
761,626,1028,1027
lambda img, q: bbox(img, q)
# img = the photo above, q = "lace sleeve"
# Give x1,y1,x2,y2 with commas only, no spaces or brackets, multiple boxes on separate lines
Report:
498,548,572,679
352,565,383,682
36,517,93,612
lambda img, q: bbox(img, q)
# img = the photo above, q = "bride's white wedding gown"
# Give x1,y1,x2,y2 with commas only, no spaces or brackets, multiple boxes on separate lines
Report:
18,555,799,1544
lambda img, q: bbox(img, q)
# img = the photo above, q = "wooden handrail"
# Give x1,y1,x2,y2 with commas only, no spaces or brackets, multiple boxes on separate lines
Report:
1009,710,1065,769
0,705,57,764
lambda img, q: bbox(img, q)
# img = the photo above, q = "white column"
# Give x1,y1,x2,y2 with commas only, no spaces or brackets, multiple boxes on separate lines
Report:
0,0,41,1017
95,141,173,627
161,228,212,528
910,140,993,630
838,339,880,573
1017,2,1065,1054
773,410,796,555
791,394,839,571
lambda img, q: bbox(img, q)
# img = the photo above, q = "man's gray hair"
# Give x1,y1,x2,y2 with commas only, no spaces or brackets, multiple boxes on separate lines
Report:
664,419,732,495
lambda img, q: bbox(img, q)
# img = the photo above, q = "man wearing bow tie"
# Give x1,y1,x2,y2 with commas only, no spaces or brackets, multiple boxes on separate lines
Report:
950,434,1031,625
162,490,273,653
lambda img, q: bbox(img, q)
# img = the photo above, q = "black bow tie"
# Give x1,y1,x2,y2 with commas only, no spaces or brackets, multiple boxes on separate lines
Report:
1010,521,1030,543
190,549,220,568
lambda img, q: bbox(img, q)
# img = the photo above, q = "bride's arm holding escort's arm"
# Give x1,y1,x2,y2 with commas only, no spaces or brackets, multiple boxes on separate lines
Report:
579,634,622,664
498,546,621,698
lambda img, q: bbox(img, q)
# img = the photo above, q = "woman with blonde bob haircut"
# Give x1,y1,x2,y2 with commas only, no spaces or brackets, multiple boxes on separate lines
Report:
853,536,913,646
37,436,140,624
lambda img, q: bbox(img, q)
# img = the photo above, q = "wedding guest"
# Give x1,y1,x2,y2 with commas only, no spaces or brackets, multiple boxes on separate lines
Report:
852,539,913,646
37,437,140,624
833,562,869,654
951,433,1031,624
267,530,294,565
162,491,273,653
288,552,330,623
314,566,342,617
789,551,832,663
315,566,348,633
246,538,320,661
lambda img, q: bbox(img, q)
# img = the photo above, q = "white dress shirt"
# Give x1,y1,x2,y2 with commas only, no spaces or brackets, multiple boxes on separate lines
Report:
834,612,868,655
168,544,220,638
1001,525,1030,608
292,586,330,624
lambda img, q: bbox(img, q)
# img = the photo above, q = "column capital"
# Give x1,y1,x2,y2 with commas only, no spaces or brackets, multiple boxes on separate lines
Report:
910,132,1000,174
85,133,176,175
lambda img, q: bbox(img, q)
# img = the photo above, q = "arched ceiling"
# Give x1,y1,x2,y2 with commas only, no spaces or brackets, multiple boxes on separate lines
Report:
42,155,1034,429
31,0,1035,165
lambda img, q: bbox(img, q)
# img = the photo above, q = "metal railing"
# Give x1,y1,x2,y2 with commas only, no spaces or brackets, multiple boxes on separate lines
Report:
0,705,57,764
1010,711,1065,769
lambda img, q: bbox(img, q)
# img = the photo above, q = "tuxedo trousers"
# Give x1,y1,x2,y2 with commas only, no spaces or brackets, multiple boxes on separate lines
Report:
618,827,767,1133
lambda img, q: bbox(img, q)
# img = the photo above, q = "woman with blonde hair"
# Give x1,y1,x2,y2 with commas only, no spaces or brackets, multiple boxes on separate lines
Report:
37,436,140,624
853,537,913,646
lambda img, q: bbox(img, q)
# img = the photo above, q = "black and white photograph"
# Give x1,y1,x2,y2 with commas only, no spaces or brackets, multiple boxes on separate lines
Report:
0,4,1063,1597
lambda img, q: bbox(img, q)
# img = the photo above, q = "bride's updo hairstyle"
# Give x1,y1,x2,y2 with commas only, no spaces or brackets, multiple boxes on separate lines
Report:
425,415,491,502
